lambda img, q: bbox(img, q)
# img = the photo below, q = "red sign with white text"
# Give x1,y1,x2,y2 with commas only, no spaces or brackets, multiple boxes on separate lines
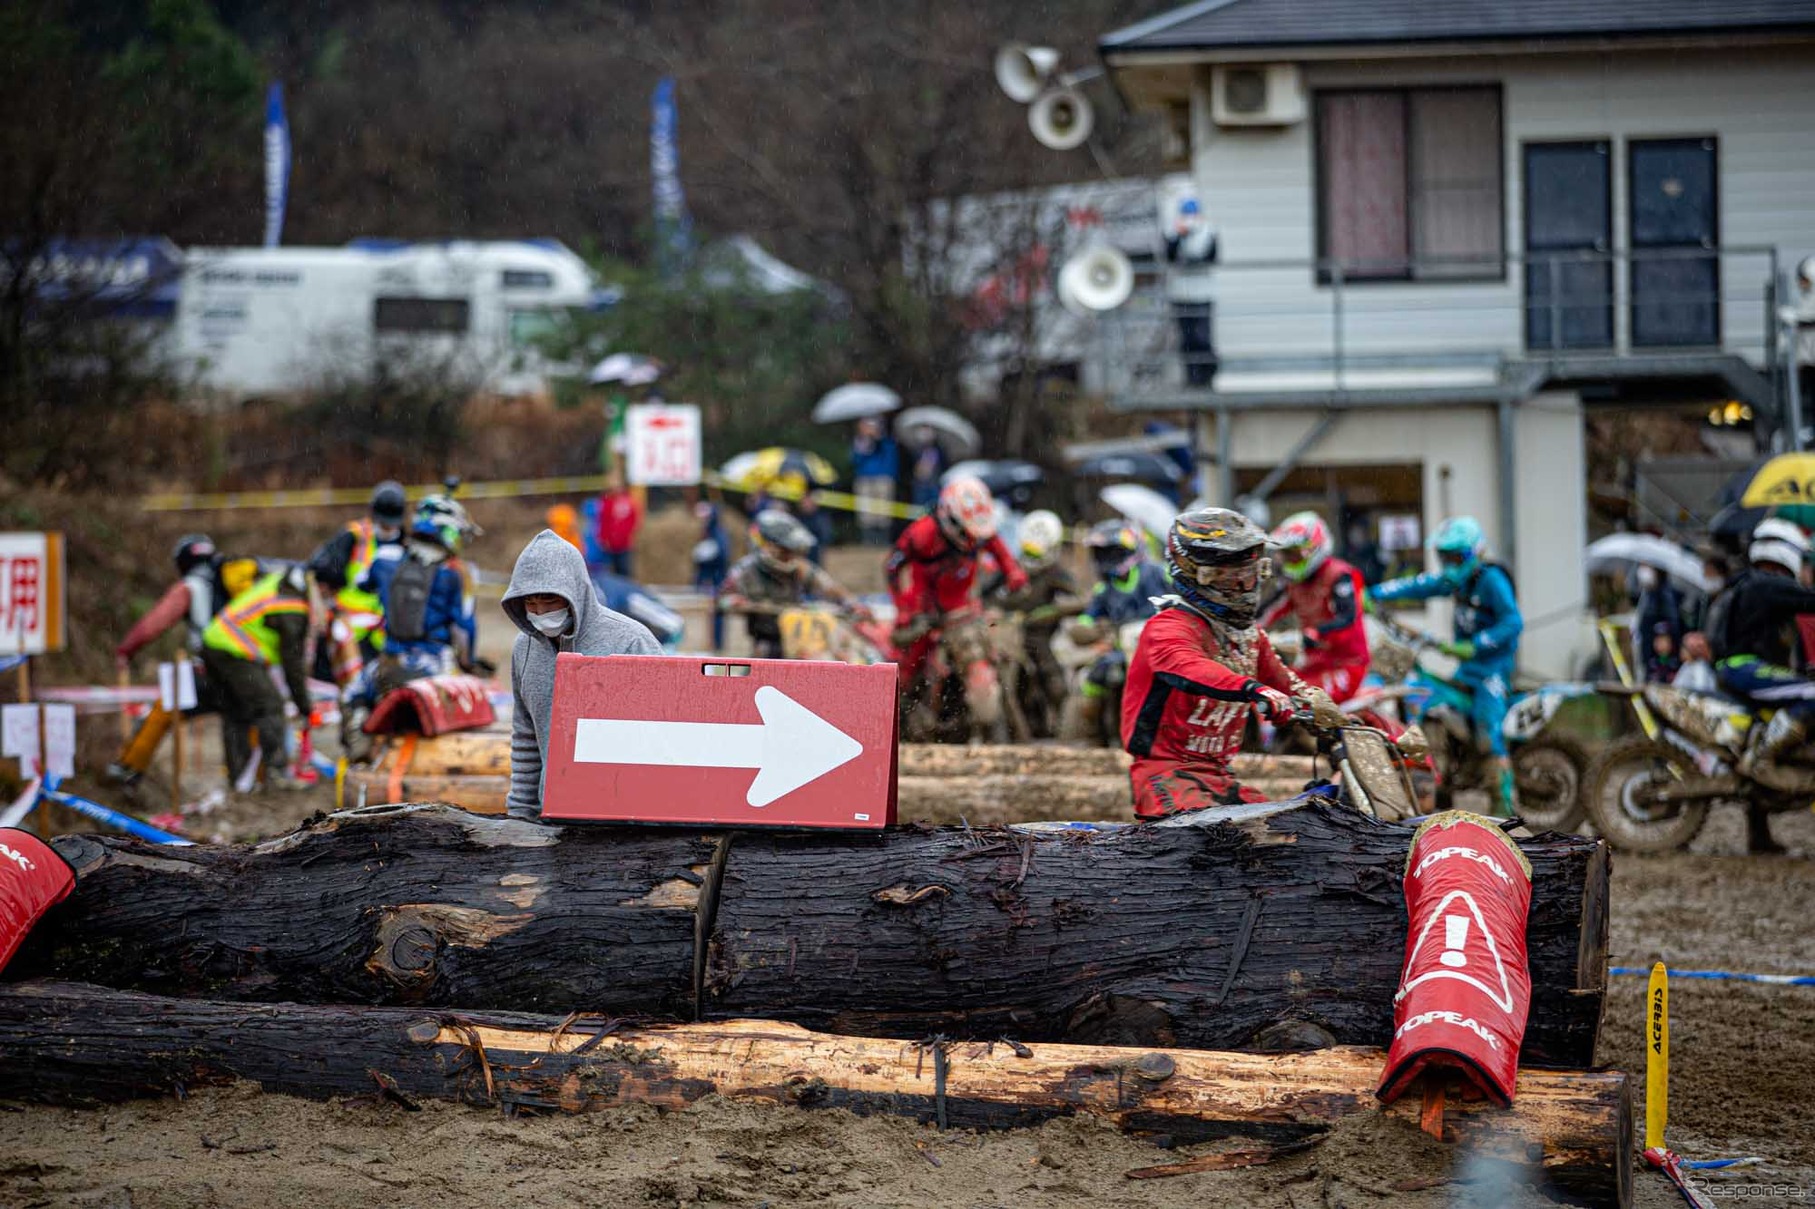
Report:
541,654,898,829
1378,811,1533,1107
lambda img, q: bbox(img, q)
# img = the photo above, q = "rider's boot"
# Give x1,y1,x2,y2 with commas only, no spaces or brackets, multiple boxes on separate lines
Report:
1738,711,1815,794
1490,756,1515,818
1747,804,1787,856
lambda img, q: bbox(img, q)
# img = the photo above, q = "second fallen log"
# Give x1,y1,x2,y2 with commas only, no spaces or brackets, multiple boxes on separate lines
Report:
0,980,1631,1207
18,798,1608,1065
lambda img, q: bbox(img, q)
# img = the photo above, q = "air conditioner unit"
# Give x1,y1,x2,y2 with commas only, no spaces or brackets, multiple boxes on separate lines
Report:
1211,64,1306,127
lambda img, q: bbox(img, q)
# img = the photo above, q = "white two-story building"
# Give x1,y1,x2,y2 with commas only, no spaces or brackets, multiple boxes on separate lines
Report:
1097,0,1815,675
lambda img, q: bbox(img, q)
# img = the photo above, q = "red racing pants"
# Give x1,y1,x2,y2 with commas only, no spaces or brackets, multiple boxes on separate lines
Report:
1295,655,1368,704
1130,758,1268,819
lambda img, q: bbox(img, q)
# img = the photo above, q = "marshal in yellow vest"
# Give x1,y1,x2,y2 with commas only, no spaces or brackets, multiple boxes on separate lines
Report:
203,569,310,665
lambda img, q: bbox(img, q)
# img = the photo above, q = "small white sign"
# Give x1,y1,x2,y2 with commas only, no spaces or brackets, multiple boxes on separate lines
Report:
1379,514,1423,553
43,703,75,780
176,659,198,711
1,703,41,779
625,403,703,488
158,662,178,711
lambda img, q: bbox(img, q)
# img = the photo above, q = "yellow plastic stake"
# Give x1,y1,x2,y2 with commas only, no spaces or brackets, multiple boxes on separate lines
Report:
1646,961,1669,1151
334,757,348,812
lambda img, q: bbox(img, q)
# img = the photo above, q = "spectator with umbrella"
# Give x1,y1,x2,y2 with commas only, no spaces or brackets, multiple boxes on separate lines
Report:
850,417,899,544
814,383,903,546
897,407,980,512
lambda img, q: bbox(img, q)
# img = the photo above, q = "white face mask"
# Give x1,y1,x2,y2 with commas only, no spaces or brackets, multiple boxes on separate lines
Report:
528,607,570,637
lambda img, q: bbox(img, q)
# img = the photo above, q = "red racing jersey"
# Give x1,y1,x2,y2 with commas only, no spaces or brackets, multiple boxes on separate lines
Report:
886,514,1025,619
1121,605,1305,815
1259,556,1369,669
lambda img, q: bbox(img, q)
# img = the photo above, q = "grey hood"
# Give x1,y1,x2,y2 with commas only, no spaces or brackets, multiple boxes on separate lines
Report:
501,530,661,817
500,529,661,658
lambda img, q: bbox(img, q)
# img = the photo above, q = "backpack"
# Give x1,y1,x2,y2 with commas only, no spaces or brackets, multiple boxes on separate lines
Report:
385,557,437,644
1703,575,1741,662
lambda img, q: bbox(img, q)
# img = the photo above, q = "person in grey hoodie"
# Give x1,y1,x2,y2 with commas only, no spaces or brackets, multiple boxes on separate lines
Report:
501,529,661,817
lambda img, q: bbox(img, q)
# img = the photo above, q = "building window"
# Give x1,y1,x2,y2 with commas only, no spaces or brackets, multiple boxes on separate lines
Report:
373,296,470,334
1316,87,1503,282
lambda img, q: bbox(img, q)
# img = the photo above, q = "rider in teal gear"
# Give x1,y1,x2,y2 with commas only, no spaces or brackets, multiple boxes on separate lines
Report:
1367,515,1523,815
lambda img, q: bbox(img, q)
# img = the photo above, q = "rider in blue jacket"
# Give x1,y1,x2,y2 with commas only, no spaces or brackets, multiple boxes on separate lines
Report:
1366,515,1523,814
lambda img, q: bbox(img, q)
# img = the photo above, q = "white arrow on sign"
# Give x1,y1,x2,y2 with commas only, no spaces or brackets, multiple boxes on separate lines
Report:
571,685,865,807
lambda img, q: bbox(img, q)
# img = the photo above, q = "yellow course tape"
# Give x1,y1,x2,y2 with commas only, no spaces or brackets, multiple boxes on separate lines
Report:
142,472,926,520
1646,960,1669,1151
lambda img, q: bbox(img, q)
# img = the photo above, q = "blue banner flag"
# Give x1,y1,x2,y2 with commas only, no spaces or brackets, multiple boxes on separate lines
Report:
650,77,692,276
263,82,290,248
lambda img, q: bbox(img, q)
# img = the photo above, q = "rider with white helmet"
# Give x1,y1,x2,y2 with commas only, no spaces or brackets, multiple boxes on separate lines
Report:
1705,515,1815,847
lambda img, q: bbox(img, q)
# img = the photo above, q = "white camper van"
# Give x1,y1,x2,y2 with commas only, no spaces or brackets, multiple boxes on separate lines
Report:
173,240,606,397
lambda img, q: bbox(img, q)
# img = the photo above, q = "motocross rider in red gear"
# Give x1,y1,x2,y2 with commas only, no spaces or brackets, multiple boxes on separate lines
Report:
1121,508,1337,818
885,475,1026,697
1260,511,1371,702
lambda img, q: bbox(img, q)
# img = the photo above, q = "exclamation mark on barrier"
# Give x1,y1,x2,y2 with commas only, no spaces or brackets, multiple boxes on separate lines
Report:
1440,915,1470,968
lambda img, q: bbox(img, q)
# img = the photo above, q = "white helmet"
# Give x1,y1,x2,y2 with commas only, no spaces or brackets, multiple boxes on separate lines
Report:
1748,517,1809,575
1017,510,1064,570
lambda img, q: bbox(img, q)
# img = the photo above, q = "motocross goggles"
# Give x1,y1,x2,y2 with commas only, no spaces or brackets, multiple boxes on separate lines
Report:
1178,554,1270,593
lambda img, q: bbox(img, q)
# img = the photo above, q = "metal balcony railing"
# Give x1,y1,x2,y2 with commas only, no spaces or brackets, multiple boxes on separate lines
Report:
1092,244,1791,410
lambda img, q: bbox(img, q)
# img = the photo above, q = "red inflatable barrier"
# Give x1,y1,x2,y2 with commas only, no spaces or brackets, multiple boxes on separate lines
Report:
363,674,495,737
1378,811,1533,1107
0,827,76,976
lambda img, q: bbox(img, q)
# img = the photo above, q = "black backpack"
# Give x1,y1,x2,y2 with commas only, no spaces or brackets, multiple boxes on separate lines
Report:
385,557,437,643
1703,574,1742,662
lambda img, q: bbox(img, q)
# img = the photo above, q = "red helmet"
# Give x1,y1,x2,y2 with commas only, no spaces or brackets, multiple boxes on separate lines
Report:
1271,511,1332,583
936,475,997,549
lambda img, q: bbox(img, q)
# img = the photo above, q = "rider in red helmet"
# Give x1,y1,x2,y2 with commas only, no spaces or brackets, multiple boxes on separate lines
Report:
1260,510,1371,702
885,475,1027,696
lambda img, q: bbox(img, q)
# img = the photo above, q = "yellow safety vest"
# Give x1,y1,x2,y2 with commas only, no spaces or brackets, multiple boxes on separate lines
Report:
336,519,386,643
203,570,309,665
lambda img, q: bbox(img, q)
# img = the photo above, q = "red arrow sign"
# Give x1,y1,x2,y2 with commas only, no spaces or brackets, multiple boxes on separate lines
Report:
542,654,899,829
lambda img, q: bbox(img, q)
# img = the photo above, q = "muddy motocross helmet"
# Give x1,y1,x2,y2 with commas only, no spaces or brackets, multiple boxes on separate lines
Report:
1165,508,1270,625
1086,520,1143,582
936,475,998,551
752,509,814,574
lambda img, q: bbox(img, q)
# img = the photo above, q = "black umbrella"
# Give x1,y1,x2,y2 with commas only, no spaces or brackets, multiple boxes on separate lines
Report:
1074,450,1184,484
944,459,1046,497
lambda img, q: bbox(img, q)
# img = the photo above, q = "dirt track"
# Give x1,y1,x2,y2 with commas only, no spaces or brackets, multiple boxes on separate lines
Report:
4,768,1813,1208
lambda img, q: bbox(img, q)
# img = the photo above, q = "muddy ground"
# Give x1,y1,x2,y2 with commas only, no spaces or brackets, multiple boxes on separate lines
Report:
4,792,1811,1208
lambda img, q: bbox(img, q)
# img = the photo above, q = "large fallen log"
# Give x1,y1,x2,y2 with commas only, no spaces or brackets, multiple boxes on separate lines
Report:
0,980,1630,1206
14,800,1608,1065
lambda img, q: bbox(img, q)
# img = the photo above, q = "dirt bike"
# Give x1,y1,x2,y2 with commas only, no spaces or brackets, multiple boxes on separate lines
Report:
776,604,888,665
1370,614,1593,830
1057,615,1150,748
898,605,1012,744
991,600,1086,741
1584,682,1813,852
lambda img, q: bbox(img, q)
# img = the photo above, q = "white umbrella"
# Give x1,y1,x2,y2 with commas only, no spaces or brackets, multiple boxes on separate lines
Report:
812,382,901,423
589,353,663,387
895,406,981,458
1100,483,1179,544
1585,533,1713,591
